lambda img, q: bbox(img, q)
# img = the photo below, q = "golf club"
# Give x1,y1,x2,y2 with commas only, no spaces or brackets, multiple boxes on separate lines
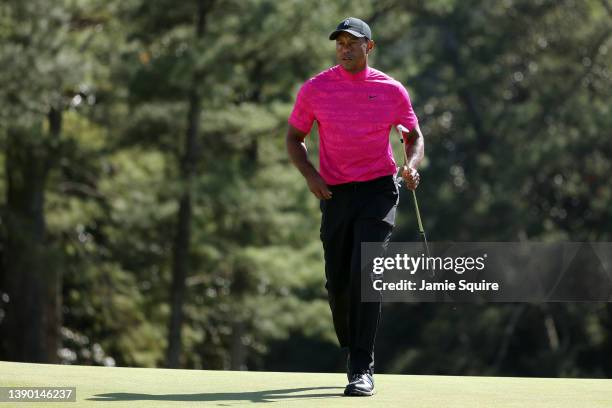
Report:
396,125,433,277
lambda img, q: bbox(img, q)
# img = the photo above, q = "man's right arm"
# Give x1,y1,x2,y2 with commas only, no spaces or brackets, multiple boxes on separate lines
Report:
285,124,332,200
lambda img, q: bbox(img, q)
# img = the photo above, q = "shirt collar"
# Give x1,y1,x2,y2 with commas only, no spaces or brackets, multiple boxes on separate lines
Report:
337,64,370,81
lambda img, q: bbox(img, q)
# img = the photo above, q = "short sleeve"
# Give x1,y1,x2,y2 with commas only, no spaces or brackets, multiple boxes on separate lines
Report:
288,82,315,134
395,83,419,132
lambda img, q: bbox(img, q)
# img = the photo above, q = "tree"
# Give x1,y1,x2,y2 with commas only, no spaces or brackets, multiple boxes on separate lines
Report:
0,0,92,362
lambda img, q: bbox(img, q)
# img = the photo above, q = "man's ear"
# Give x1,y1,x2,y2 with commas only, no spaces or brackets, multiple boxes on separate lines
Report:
367,40,375,54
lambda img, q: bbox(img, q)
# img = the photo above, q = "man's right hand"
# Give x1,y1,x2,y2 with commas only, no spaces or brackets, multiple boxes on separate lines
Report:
306,173,332,200
286,124,333,200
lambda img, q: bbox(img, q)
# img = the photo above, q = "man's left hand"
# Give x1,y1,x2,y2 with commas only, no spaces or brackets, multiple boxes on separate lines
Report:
401,166,420,190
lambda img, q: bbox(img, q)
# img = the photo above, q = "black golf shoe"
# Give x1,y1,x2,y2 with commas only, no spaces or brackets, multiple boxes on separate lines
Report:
343,372,375,396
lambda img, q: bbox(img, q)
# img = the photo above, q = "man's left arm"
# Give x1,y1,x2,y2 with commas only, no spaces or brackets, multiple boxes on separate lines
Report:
400,126,424,190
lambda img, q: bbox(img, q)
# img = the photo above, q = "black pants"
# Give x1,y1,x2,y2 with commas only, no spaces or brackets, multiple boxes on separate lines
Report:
319,175,399,374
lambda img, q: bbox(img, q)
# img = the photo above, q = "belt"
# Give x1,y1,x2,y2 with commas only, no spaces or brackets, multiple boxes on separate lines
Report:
328,174,396,192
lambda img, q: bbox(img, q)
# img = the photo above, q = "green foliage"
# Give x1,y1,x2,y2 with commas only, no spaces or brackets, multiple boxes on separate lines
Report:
1,0,611,376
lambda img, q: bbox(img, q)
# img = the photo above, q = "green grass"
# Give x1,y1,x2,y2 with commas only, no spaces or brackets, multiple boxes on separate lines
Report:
1,361,611,407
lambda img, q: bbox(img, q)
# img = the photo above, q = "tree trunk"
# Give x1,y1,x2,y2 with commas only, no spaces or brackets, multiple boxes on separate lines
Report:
1,107,62,363
230,321,246,370
165,0,210,368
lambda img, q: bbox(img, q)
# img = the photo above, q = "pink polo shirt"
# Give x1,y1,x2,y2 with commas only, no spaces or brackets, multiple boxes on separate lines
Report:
289,64,419,185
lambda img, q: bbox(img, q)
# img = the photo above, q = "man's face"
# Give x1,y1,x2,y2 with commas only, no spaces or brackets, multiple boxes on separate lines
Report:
335,32,372,72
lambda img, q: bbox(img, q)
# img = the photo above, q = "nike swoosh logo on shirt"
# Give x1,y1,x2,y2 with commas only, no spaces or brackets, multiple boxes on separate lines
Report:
368,95,377,99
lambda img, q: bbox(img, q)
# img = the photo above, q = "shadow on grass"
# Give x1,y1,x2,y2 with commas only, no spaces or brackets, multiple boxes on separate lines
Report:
88,386,344,403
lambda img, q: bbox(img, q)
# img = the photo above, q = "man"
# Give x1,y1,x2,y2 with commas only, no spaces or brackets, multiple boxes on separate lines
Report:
286,17,424,396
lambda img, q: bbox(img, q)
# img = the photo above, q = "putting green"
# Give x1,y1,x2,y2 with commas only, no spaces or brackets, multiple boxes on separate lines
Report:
1,361,611,407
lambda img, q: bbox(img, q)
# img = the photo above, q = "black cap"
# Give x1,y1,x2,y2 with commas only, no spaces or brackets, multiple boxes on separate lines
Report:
329,17,372,41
